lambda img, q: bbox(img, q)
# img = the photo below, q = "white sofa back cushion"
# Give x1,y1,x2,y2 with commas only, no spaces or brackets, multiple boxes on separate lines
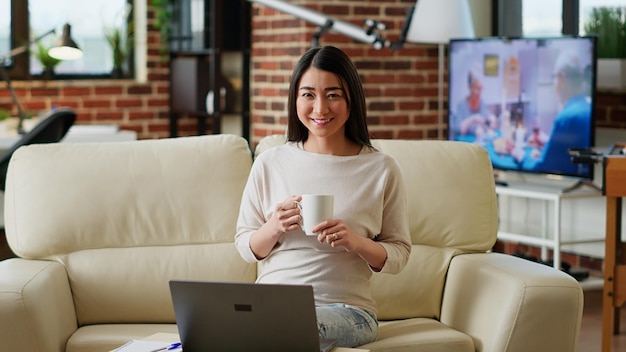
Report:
369,139,498,319
371,139,498,250
4,135,257,325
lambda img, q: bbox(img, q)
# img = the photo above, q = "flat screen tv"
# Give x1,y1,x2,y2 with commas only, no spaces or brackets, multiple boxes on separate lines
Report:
447,36,596,181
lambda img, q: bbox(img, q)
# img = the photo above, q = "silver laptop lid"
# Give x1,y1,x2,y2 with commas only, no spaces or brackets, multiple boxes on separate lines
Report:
169,280,325,352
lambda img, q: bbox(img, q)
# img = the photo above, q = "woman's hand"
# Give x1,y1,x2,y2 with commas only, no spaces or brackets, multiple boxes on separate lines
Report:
313,219,388,271
250,195,301,260
269,195,302,236
313,220,363,252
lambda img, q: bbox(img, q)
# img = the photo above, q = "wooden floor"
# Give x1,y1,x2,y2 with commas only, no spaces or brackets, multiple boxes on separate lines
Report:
579,288,626,352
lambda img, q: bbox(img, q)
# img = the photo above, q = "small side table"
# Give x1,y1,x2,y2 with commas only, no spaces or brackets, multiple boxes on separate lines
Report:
602,147,626,351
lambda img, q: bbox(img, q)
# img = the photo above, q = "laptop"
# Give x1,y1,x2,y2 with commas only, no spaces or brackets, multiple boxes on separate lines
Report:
169,280,337,352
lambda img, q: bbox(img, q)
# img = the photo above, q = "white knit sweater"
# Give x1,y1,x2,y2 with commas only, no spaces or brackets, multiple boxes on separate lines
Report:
235,142,410,314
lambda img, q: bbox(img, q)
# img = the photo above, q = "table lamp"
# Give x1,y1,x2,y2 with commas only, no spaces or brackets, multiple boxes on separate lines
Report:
48,24,83,61
0,23,83,134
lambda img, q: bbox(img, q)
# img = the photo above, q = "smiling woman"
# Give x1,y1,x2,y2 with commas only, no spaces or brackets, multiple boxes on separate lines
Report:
236,46,411,348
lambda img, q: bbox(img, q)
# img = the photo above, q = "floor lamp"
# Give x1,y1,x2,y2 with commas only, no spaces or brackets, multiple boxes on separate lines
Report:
0,23,82,134
403,0,475,140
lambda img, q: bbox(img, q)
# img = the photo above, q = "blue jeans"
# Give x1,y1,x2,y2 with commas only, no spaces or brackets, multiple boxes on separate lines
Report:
316,304,378,347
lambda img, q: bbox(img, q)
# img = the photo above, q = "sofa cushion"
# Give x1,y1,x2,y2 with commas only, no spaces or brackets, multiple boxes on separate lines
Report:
371,139,498,251
4,134,257,325
362,318,474,352
371,245,461,320
63,319,475,352
66,324,179,352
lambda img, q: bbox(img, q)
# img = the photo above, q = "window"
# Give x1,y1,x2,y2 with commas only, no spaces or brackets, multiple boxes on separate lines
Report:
521,0,562,36
0,0,8,56
579,0,626,35
2,0,132,79
497,0,626,37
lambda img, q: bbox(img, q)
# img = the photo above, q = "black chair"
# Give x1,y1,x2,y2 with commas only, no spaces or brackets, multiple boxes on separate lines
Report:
0,108,76,191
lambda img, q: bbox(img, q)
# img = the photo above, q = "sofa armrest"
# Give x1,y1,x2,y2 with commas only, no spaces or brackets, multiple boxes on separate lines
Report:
0,258,78,352
440,252,583,352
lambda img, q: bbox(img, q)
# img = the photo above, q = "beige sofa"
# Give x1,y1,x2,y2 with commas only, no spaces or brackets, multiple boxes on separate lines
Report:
0,134,583,352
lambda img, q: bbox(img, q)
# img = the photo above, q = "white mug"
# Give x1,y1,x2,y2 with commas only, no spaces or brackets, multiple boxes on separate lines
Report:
297,194,334,236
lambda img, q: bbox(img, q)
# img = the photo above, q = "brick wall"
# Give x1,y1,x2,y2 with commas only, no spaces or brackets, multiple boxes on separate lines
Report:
249,0,443,145
596,90,626,129
0,2,624,142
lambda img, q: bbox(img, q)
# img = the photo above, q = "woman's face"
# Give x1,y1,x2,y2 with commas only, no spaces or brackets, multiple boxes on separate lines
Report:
296,67,350,140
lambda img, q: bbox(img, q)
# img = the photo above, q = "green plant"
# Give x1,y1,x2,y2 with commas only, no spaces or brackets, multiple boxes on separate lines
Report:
104,3,134,74
584,7,626,59
33,39,61,72
151,0,172,56
104,23,134,71
0,108,10,121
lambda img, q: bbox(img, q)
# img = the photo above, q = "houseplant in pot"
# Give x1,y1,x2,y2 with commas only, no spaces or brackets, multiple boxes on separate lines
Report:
150,0,173,59
584,7,626,89
104,25,132,78
33,39,61,80
104,3,134,78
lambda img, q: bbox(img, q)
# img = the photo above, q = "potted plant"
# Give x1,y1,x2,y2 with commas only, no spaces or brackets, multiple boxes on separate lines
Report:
151,0,173,58
104,24,133,78
0,107,35,134
33,39,61,79
0,108,9,121
0,108,10,135
584,7,626,89
104,3,134,78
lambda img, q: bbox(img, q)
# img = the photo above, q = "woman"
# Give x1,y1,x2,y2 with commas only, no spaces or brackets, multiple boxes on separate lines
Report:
235,46,410,347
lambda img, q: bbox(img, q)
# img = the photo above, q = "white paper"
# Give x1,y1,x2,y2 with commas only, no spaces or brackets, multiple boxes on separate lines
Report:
113,340,180,352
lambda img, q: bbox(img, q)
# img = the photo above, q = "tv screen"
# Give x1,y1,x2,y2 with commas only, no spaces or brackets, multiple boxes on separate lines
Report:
448,36,596,180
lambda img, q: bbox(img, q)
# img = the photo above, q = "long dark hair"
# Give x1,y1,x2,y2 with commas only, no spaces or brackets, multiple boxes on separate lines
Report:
286,46,371,147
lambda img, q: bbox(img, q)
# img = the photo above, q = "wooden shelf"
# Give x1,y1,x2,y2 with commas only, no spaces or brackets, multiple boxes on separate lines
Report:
168,0,250,140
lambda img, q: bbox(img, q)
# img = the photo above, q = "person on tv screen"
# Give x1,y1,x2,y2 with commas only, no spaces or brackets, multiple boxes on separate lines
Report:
450,65,495,143
235,46,411,348
521,50,591,174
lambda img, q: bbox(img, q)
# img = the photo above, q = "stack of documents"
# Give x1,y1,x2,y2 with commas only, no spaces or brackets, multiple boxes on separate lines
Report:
113,334,181,352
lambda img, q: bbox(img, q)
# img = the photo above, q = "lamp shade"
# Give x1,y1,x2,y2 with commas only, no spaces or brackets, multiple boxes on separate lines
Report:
405,0,475,44
48,23,83,60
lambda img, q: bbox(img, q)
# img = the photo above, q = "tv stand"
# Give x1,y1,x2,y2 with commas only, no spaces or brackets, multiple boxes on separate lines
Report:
495,181,603,271
561,180,602,194
494,180,509,187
